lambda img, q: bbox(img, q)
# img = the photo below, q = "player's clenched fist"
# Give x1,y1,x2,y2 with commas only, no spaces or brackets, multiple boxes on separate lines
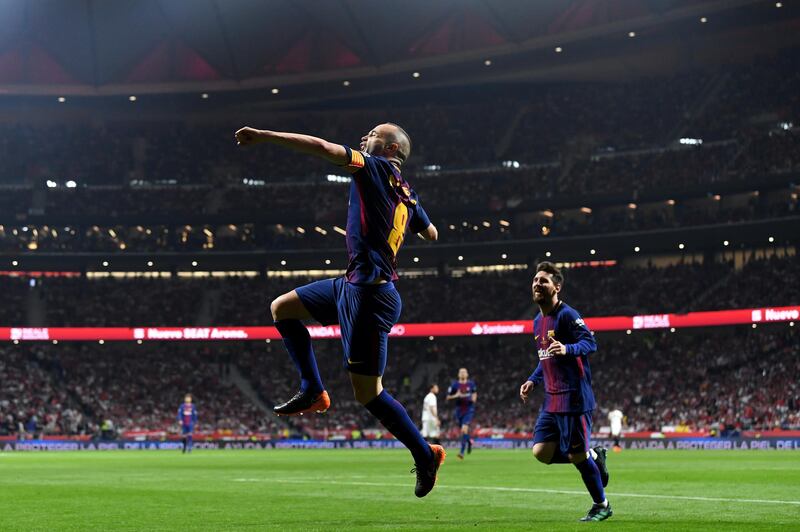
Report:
519,380,534,403
235,126,262,146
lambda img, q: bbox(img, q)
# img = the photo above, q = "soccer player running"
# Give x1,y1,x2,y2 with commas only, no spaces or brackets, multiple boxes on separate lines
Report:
446,368,477,460
519,262,612,522
421,384,441,445
235,123,445,497
177,394,198,454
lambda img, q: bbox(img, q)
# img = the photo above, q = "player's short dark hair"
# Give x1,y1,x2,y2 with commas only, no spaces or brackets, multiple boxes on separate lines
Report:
385,122,412,164
536,261,564,286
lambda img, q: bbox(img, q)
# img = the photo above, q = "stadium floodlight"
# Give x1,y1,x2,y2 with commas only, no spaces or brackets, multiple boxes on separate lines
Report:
271,88,280,94
129,95,137,102
752,323,758,329
545,251,551,257
590,249,596,255
342,80,350,87
191,261,198,267
700,16,708,23
66,180,77,188
484,59,492,66
678,243,685,250
201,93,209,99
768,236,775,243
147,260,154,267
679,137,703,145
501,253,507,259
280,260,287,266
723,240,729,246
12,260,18,266
628,31,636,37
413,257,420,263
46,180,57,188
555,46,563,53
776,2,783,7
634,246,640,252
57,96,66,103
412,72,420,78
102,261,109,267
324,259,331,265
457,255,464,261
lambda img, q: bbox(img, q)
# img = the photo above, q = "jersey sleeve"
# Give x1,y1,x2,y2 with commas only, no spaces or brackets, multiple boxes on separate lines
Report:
340,145,368,174
408,195,432,234
562,308,597,356
528,362,543,385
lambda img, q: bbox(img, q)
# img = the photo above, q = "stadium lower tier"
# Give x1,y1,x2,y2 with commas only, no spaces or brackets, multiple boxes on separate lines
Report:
1,325,796,439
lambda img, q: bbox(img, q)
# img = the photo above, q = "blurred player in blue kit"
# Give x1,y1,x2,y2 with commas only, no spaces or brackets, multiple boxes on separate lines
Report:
446,368,477,459
177,394,197,454
235,122,445,497
519,262,612,522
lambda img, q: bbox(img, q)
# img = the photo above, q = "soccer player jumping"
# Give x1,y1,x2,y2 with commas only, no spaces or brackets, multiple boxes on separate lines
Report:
519,262,612,522
235,123,445,497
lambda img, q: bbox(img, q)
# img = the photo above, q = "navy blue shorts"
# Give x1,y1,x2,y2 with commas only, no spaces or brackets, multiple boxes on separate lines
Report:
455,409,475,427
533,411,592,455
295,277,401,376
181,425,194,435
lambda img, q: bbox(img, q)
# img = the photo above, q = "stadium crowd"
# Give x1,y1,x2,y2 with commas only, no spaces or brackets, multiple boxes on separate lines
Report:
0,253,795,327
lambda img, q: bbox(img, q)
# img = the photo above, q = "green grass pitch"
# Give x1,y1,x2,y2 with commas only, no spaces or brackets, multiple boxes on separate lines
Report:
1,448,798,530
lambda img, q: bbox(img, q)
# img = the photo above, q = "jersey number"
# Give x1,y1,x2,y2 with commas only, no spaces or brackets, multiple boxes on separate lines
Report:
387,203,408,256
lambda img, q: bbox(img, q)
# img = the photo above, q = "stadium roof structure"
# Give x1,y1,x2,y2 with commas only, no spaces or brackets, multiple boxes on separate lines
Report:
0,0,797,98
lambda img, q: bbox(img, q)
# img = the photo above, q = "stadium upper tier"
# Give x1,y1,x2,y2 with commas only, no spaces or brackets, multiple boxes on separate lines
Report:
0,45,797,188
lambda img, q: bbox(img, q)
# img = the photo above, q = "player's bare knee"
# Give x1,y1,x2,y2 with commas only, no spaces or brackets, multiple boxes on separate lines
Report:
269,297,283,321
350,373,382,405
532,445,551,464
568,452,587,464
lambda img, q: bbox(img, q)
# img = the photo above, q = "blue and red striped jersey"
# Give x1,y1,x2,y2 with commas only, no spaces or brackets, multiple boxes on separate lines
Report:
528,301,597,413
340,146,431,284
177,403,197,426
448,380,477,415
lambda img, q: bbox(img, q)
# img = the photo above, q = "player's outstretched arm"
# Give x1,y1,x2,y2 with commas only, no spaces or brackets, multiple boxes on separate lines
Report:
234,126,349,166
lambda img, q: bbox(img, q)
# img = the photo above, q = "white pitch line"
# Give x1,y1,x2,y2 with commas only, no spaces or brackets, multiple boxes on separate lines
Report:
232,478,800,506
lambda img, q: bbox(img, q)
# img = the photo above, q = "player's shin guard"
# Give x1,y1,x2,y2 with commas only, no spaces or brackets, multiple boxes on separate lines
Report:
365,390,433,465
574,456,606,504
275,319,323,394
